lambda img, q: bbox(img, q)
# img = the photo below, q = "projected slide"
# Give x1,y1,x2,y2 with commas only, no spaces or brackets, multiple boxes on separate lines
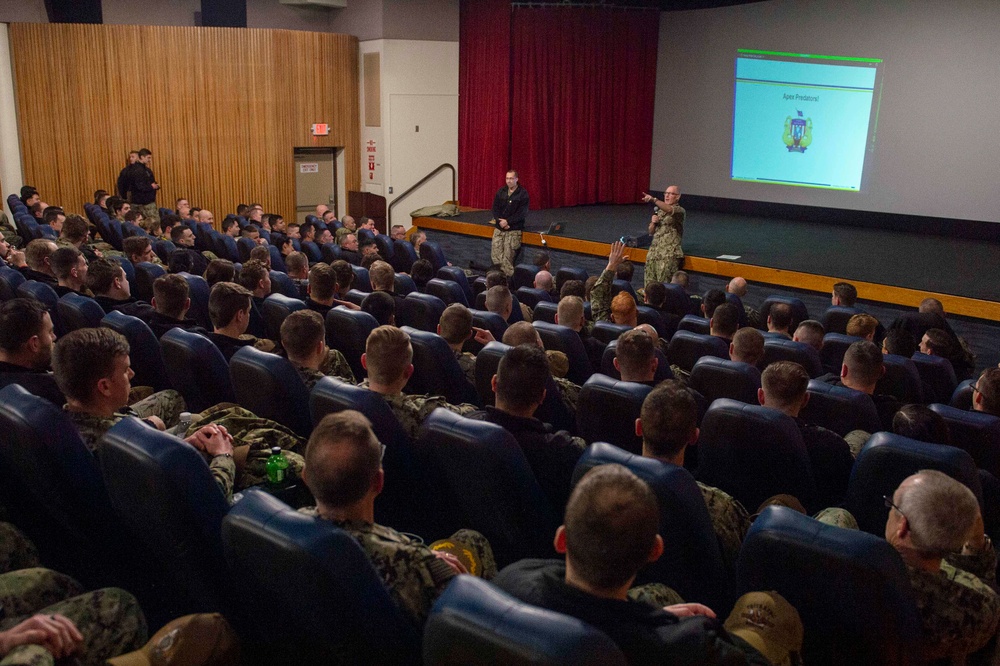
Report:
731,50,883,192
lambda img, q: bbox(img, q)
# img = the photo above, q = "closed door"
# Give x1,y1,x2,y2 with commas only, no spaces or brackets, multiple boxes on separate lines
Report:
294,148,337,222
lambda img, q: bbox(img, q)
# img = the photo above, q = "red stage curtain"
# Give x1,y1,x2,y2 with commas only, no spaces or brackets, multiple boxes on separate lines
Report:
458,0,511,209
510,7,659,210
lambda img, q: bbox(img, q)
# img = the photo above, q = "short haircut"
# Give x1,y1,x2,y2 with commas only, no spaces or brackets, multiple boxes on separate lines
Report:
485,285,512,314
123,236,151,260
710,302,739,337
702,289,726,318
236,259,268,293
236,204,249,217
883,329,916,357
52,327,129,403
61,215,89,243
340,234,358,249
615,261,634,282
485,270,508,289
610,292,637,325
308,263,338,301
560,279,585,300
330,260,354,292
368,260,395,292
285,252,308,275
844,340,884,385
123,209,143,224
242,224,260,237
280,309,325,360
564,465,659,589
208,281,252,329
893,405,951,445
922,328,953,356
0,298,48,351
557,295,584,327
616,328,655,378
439,303,472,344
94,189,108,204
25,239,57,271
644,282,666,308
976,368,1000,417
169,225,188,243
846,313,878,339
300,222,315,239
249,245,270,265
160,214,181,233
167,250,193,274
533,251,550,268
832,282,858,306
768,302,792,330
918,298,944,316
204,259,236,287
896,470,979,558
360,254,379,270
360,291,395,326
365,325,412,384
304,410,382,507
640,380,698,459
794,320,825,351
138,148,152,157
671,270,689,288
108,196,126,214
495,344,549,409
221,218,239,234
152,274,189,318
495,317,535,345
86,257,124,295
731,327,765,364
50,246,83,279
761,361,810,409
534,270,554,291
43,207,65,225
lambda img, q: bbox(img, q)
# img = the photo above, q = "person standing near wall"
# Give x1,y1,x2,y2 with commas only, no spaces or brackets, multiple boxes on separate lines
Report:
123,148,160,229
490,170,529,276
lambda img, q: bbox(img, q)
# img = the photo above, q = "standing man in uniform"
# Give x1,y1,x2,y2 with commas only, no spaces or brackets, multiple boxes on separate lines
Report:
642,185,685,284
491,170,529,276
123,149,160,230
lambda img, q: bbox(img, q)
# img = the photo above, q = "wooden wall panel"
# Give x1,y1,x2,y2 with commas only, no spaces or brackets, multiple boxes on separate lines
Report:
9,23,360,226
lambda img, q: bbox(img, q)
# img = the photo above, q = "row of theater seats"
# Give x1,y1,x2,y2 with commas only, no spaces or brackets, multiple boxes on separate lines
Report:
2,372,981,664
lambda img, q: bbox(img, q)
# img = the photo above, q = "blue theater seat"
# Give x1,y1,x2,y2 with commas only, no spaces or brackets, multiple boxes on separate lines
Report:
424,575,625,666
800,380,880,437
662,283,692,316
269,270,301,299
177,272,213,330
738,506,921,665
321,242,342,264
667,330,729,373
469,309,507,343
0,265,26,301
394,272,417,296
515,286,552,309
160,328,236,412
230,346,313,437
57,292,104,332
260,293,306,341
343,289,367,307
426,278,469,306
951,379,974,410
301,240,323,263
555,266,588,292
928,402,1000,478
392,238,418,273
326,307,379,380
820,305,863,336
101,311,169,392
819,332,863,375
436,266,475,304
511,263,539,292
610,279,637,302
532,300,558,324
533,321,594,385
419,240,448,271
878,353,924,404
576,374,651,453
677,314,710,335
267,245,287,273
761,339,824,377
153,239,176,264
222,489,421,664
351,265,372,292
16,280,63,334
402,327,480,406
690,356,760,405
723,293,748,328
591,321,631,345
910,352,957,404
397,292,447,332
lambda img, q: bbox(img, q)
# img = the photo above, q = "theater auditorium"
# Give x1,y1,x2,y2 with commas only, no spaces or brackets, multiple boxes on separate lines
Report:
0,0,997,663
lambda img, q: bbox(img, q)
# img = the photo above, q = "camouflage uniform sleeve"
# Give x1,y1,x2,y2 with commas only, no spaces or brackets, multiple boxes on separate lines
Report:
0,523,40,574
698,482,751,575
208,455,236,503
321,348,356,384
912,557,1000,660
456,351,477,386
553,376,580,415
65,409,121,453
947,542,998,589
591,269,614,322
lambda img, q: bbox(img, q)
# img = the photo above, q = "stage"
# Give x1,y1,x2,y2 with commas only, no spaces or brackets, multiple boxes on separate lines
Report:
413,203,1000,322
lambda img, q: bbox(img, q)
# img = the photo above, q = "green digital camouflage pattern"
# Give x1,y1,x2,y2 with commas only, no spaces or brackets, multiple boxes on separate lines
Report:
454,350,476,386
358,380,478,440
136,203,159,229
644,205,685,285
553,377,580,416
590,270,613,323
908,546,1000,661
65,389,185,453
0,525,39,575
628,583,685,608
490,228,522,277
185,404,305,490
0,568,146,666
813,507,859,530
320,348,356,384
697,482,751,577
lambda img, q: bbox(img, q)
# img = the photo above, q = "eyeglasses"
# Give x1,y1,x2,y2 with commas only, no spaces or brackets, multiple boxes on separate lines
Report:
883,495,905,518
972,383,982,395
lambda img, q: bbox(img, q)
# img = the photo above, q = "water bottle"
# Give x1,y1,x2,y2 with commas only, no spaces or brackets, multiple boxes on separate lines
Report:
266,446,289,485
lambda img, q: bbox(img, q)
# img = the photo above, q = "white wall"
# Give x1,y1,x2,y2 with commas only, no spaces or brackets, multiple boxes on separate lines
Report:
0,24,23,200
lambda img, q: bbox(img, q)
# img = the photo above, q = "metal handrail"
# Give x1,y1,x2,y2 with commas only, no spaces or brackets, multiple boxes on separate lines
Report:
387,163,457,228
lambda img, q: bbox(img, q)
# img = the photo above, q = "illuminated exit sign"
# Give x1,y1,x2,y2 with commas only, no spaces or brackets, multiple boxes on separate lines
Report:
311,123,330,136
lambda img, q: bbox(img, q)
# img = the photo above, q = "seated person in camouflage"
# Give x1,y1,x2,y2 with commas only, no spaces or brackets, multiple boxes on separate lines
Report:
726,277,762,329
206,282,262,361
51,327,238,500
50,247,91,297
299,410,496,625
885,471,1000,661
615,328,659,385
0,299,64,406
765,303,793,340
637,381,750,576
821,340,901,434
279,310,355,388
19,239,59,285
494,464,786,666
122,236,160,267
758,361,854,507
729,326,765,366
86,258,155,322
502,321,579,412
360,291,395,326
438,303,494,386
468,344,585,514
590,241,627,323
234,259,269,339
359,326,477,439
484,284,513,322
146,274,209,339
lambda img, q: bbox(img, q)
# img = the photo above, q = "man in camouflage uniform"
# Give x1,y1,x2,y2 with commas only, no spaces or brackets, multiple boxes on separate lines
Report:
359,326,477,440
298,411,495,626
279,310,355,390
0,524,147,665
490,171,529,276
438,303,494,386
885,470,1000,661
641,186,685,285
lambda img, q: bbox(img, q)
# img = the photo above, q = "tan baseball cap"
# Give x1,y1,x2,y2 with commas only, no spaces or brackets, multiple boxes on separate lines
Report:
724,591,804,666
108,613,239,666
430,538,484,577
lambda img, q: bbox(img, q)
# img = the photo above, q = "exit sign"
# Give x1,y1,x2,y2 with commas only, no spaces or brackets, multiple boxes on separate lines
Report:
311,123,330,136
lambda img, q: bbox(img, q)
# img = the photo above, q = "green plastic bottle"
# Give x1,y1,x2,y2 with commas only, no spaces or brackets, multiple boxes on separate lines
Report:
265,446,289,485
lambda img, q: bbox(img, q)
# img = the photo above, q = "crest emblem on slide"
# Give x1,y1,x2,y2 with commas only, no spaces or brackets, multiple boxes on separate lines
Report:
782,111,813,152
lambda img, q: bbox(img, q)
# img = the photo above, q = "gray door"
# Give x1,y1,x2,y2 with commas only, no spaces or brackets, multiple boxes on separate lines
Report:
294,148,337,223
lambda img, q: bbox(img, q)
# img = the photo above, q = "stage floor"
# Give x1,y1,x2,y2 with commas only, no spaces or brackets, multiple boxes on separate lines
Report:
417,204,998,318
